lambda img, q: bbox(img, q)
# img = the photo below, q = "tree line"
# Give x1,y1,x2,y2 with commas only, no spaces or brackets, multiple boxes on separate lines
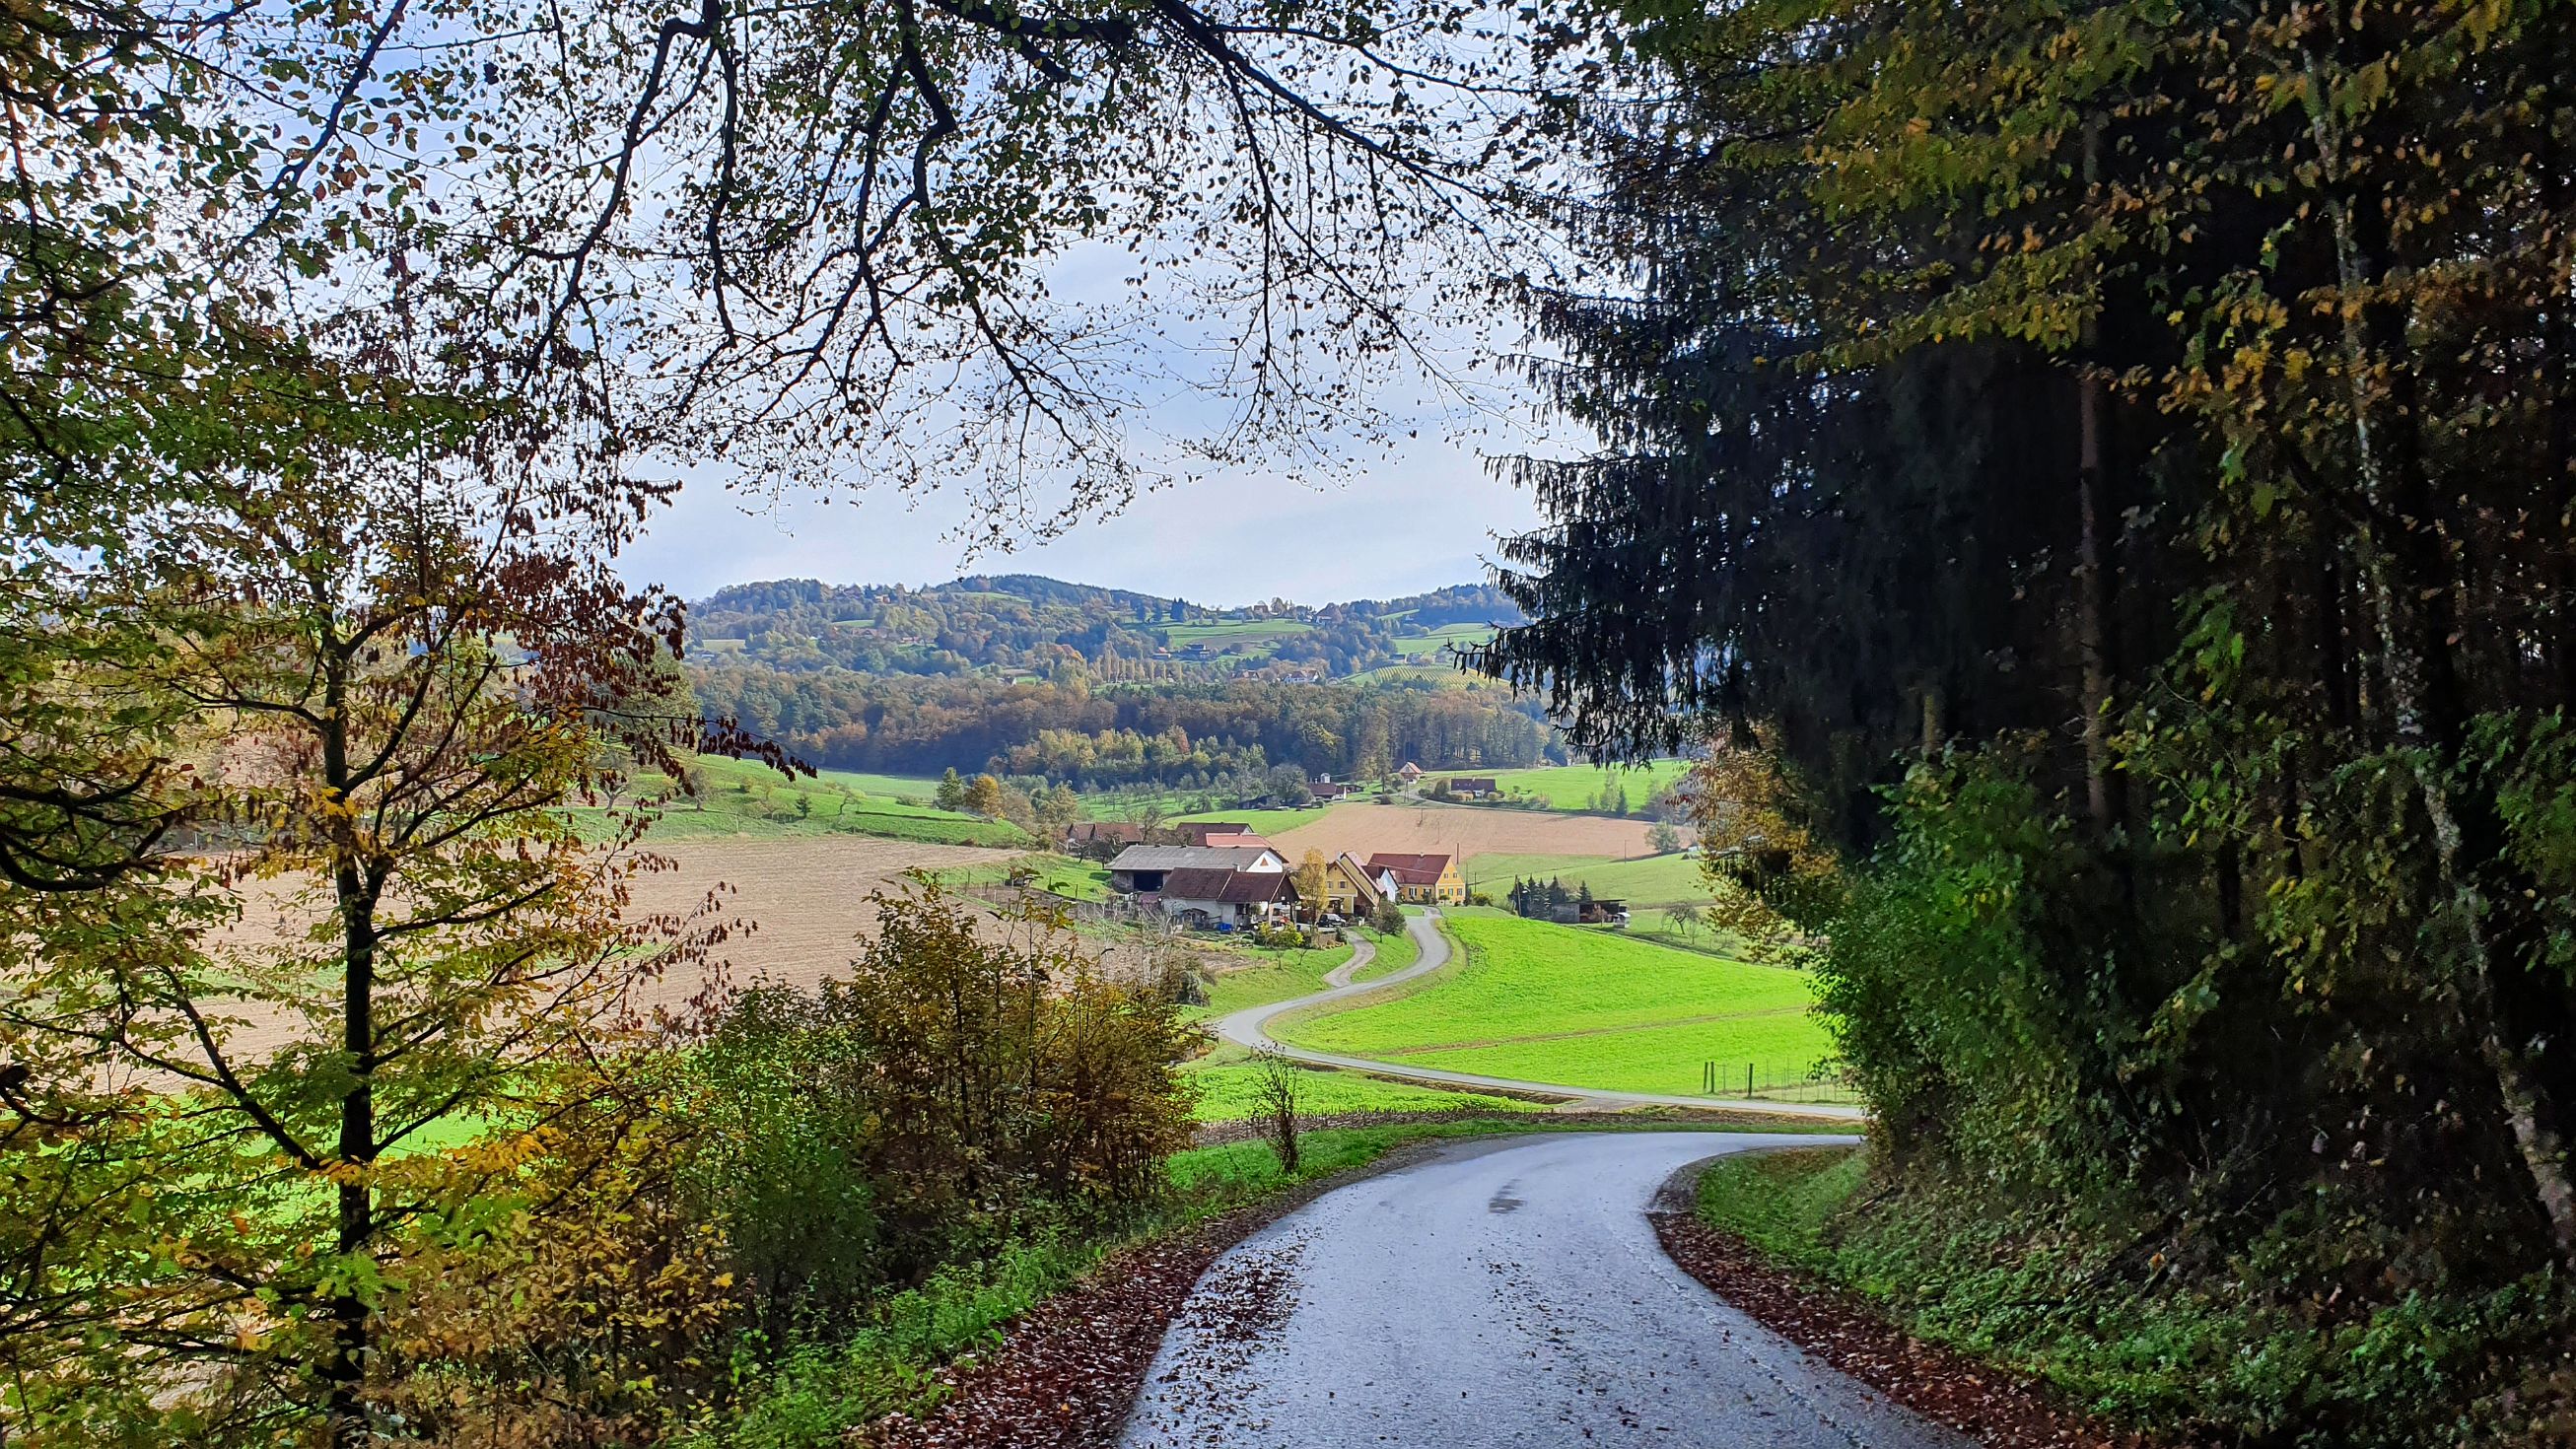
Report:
689,576,1526,679
1481,0,2576,1436
690,669,1557,786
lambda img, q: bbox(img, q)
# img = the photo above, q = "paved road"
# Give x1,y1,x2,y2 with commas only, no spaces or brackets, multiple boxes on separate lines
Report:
1215,911,1864,1122
1119,1131,1964,1448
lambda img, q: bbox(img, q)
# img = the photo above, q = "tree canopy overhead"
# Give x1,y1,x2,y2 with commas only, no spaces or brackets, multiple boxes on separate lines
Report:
46,0,1589,535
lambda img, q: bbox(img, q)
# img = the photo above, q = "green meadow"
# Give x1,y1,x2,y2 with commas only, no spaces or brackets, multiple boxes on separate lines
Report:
1276,913,1834,1096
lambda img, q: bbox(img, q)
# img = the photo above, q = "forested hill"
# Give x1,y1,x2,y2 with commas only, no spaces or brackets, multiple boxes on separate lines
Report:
686,575,1526,680
690,671,1557,788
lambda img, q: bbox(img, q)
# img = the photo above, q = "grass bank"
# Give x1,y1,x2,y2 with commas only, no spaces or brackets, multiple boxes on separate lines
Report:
1277,914,1835,1098
577,754,1035,849
1461,851,1711,906
1693,1147,2576,1448
1176,923,1526,1121
1180,1045,1539,1121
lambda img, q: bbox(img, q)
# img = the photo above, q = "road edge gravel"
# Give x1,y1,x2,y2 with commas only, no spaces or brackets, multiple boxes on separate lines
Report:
1647,1153,2164,1449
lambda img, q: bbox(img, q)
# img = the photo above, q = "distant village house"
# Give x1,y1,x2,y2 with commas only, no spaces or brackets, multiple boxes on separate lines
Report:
1107,844,1287,893
1154,867,1295,930
1365,852,1465,906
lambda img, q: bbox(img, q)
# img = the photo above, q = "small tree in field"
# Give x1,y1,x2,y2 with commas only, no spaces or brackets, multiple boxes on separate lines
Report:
1371,898,1406,936
962,773,1009,818
1665,903,1704,944
1648,820,1682,855
1254,1047,1304,1173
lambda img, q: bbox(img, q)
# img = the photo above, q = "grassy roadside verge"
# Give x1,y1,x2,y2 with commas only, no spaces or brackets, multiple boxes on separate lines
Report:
701,1118,1795,1447
1262,915,1470,1043
1692,1147,2576,1448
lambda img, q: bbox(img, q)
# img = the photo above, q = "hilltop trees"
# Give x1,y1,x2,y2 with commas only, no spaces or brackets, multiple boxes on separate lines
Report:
693,670,1553,788
1484,0,2576,1302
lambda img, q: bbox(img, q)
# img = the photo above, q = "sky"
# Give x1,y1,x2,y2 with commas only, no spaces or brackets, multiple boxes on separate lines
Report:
604,29,1602,611
619,431,1546,607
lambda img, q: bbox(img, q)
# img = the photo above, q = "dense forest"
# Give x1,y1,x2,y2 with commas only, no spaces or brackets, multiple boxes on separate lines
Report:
690,668,1556,785
688,575,1527,679
1485,0,2576,1439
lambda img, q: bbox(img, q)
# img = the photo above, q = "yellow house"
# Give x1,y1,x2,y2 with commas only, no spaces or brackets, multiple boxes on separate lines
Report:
1312,854,1397,919
1366,852,1464,906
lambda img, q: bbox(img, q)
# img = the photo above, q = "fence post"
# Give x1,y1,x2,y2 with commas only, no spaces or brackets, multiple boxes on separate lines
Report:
1746,1063,1755,1098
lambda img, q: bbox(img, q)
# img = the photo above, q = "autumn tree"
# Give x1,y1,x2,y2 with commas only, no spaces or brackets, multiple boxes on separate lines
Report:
1294,849,1332,922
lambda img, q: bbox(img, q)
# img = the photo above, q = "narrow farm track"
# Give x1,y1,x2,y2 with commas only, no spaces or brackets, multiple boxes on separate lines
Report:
1118,1131,1965,1449
1216,913,1864,1121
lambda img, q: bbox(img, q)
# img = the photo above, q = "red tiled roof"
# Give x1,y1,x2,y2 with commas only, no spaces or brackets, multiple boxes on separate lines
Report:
1064,821,1143,844
1365,852,1453,886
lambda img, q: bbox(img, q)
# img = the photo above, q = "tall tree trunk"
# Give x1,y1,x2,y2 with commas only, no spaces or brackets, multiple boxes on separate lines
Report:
2304,58,2576,1257
2076,116,2124,840
320,643,380,1445
2544,105,2576,708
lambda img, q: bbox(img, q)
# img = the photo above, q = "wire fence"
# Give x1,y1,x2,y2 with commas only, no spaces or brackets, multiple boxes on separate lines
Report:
1695,1059,1864,1106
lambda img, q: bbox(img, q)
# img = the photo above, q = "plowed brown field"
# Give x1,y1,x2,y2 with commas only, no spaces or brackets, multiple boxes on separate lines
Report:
206,836,1020,1058
1269,801,1675,863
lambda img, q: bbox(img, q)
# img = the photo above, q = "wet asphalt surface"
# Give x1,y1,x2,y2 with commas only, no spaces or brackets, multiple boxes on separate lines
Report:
1119,1131,1969,1449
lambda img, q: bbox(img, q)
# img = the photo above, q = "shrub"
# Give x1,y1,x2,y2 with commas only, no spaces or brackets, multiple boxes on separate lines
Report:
371,884,1194,1442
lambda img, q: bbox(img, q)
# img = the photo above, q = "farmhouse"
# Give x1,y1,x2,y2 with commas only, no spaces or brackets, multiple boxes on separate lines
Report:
1366,852,1465,906
1444,776,1500,799
1307,778,1355,802
1313,853,1396,919
1154,867,1294,930
1061,821,1143,851
1178,821,1253,845
1107,844,1287,893
1396,762,1425,784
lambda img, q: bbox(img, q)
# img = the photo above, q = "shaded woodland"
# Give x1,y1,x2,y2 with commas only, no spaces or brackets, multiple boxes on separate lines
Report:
1482,0,2576,1437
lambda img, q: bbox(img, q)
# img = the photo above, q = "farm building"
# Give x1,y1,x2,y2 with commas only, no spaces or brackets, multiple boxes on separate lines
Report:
1061,821,1143,851
1107,844,1287,893
1154,867,1295,930
1178,821,1253,845
1443,776,1500,799
1307,778,1355,801
1310,853,1396,919
1396,762,1424,784
1365,852,1465,906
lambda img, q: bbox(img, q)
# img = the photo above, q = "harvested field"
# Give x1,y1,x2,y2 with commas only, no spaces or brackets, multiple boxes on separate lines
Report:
198,836,1056,1058
617,835,1016,1002
1269,800,1680,863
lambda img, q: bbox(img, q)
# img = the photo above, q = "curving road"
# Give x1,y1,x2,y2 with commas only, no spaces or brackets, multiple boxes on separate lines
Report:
1215,911,1864,1122
1118,1130,1964,1448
